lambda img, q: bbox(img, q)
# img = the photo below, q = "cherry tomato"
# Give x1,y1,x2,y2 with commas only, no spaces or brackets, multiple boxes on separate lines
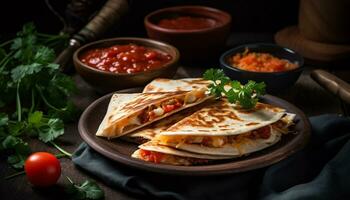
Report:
24,152,61,187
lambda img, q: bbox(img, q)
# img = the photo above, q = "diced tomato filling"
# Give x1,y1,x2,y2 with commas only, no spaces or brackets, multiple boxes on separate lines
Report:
250,126,271,139
139,110,150,124
164,126,272,148
139,149,164,164
138,98,184,124
139,149,209,165
162,99,183,113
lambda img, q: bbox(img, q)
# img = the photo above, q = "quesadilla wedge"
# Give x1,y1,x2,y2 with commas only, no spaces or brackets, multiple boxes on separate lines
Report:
131,141,235,166
154,98,295,156
96,89,211,138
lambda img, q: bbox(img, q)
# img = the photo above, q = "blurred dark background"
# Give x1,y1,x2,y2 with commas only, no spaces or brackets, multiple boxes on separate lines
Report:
0,0,299,39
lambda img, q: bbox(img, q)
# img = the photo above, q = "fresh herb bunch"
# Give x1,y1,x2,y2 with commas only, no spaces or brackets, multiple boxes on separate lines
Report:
203,68,266,109
0,23,77,168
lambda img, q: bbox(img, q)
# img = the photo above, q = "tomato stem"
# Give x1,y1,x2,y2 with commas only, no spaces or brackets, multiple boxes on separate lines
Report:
4,171,25,180
50,141,72,158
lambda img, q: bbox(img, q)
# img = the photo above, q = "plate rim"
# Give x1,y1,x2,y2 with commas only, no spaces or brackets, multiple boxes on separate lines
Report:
78,88,311,176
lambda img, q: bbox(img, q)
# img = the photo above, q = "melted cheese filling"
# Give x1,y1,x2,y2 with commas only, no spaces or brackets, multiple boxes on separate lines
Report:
138,149,207,166
157,116,294,148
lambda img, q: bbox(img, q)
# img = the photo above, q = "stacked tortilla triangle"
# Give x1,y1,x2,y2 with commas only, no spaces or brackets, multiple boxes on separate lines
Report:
97,78,295,166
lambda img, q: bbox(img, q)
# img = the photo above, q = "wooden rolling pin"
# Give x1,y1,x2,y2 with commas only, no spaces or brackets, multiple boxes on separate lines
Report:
311,70,350,104
55,0,128,71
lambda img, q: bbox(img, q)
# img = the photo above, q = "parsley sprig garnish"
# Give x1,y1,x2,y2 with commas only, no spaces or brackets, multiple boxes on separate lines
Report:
203,68,266,109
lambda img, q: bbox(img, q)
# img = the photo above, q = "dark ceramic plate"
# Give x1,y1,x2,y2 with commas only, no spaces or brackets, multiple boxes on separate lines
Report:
78,88,310,176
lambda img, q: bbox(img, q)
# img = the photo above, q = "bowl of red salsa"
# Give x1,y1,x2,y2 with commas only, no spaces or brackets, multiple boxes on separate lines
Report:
219,43,304,93
144,6,231,63
73,37,180,93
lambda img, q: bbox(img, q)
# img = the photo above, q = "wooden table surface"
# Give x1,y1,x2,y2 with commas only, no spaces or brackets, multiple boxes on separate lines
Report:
0,33,347,200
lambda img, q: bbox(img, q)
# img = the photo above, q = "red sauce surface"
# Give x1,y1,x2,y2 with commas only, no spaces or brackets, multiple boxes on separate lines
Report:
79,44,172,74
158,16,215,30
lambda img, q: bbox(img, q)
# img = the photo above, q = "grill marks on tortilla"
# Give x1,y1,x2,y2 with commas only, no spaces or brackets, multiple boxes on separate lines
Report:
107,92,185,123
143,78,210,93
127,101,211,140
160,98,286,136
182,79,211,85
167,99,242,130
246,122,260,126
236,102,284,114
122,92,185,111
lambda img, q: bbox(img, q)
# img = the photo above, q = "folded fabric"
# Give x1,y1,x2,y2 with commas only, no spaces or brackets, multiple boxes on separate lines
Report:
72,114,350,200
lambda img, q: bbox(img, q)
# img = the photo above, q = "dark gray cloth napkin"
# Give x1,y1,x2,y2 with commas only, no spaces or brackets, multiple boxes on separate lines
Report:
72,114,350,200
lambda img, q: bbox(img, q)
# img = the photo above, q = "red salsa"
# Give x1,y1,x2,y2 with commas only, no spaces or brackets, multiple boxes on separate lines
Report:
79,44,172,74
158,16,215,30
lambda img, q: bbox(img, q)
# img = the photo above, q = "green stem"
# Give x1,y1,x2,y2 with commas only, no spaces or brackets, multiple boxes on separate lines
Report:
16,82,21,122
0,39,15,48
49,141,72,158
29,89,35,114
55,153,68,159
66,176,74,185
37,33,62,38
4,171,25,180
36,85,67,112
0,51,14,69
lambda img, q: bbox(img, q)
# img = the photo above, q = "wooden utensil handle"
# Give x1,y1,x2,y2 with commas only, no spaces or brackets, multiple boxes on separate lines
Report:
76,0,128,42
55,0,128,71
311,69,350,104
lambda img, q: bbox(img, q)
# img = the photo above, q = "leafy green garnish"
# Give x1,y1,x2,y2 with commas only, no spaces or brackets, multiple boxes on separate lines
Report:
65,177,105,200
203,68,266,109
0,23,76,169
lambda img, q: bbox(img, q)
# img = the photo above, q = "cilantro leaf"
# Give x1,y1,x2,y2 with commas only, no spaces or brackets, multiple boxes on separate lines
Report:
0,112,8,126
38,118,64,143
8,153,27,169
2,135,30,168
65,177,104,200
0,22,74,170
8,121,26,136
50,74,77,96
203,68,266,109
28,111,43,126
11,63,43,82
34,46,55,64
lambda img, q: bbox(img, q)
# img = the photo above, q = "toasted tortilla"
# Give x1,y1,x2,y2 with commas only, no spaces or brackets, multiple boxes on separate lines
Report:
136,141,235,159
158,127,282,156
132,141,235,165
159,98,285,136
143,78,210,93
125,101,212,142
96,90,211,138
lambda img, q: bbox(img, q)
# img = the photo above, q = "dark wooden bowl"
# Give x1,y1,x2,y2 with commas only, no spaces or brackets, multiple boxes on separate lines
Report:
220,43,304,94
73,37,180,94
144,6,231,63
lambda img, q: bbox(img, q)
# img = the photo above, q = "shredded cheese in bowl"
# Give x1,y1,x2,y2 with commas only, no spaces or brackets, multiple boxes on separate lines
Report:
231,48,298,72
